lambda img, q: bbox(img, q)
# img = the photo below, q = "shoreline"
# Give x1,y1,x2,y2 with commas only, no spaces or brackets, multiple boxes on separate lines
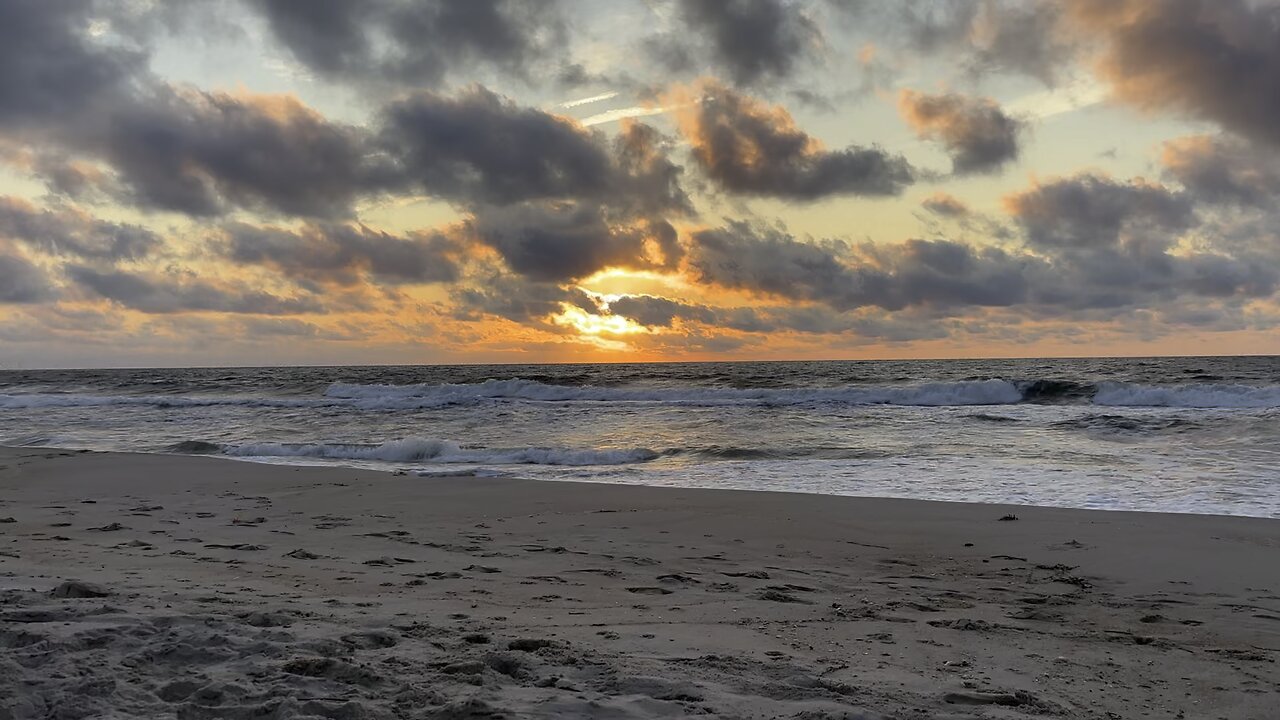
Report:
2,447,1277,718
6,443,1278,521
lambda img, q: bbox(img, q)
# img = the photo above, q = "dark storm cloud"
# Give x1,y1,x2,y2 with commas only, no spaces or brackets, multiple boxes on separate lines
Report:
665,0,821,86
0,2,695,225
1160,135,1280,208
1003,174,1195,251
605,295,716,328
380,88,690,214
220,222,459,287
998,172,1280,308
450,271,599,323
898,90,1023,175
99,89,389,219
0,197,161,262
688,221,1035,311
0,251,55,304
65,265,324,315
687,186,1278,325
0,1,392,220
1068,0,1280,148
467,203,680,283
0,0,144,129
1176,253,1277,299
80,82,684,221
678,82,914,200
254,0,566,88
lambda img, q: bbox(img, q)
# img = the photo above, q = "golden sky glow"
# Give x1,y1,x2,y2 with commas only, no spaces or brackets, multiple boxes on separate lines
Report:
0,1,1278,368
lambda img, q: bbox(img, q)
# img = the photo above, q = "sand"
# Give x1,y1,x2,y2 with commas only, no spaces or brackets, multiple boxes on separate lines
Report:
0,447,1277,719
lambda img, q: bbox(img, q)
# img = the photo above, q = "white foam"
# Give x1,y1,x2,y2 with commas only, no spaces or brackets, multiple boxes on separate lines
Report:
225,437,660,466
1093,382,1280,408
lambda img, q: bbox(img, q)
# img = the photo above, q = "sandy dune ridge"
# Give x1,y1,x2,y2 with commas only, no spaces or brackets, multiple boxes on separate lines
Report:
1,447,1277,718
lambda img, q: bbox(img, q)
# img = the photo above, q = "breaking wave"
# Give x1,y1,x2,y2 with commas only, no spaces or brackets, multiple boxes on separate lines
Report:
324,378,1025,407
4,378,1280,411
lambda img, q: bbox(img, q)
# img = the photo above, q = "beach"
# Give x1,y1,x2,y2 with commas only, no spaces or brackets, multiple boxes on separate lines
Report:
1,447,1276,718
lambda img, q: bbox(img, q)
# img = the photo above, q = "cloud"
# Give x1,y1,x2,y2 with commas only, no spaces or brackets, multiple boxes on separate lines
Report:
220,221,460,287
604,294,717,329
1003,173,1195,252
921,192,971,217
688,184,1278,324
467,203,679,283
660,0,821,86
1161,135,1280,208
675,81,914,200
598,294,958,343
0,197,162,261
1001,172,1277,308
2,4,691,226
380,87,691,214
0,0,144,130
0,3,390,220
235,316,369,342
0,250,54,304
688,220,1035,312
98,88,388,218
0,145,115,201
65,265,324,315
833,0,1075,86
899,90,1023,175
253,0,567,89
451,270,598,323
1068,0,1280,148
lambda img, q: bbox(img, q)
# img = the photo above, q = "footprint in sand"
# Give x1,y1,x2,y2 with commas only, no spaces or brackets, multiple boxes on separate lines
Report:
89,523,127,532
657,574,701,585
626,587,673,595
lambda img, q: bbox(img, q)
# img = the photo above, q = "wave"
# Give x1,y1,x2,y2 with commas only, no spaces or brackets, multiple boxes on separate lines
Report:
324,378,1025,407
689,446,887,461
165,440,224,454
0,393,322,410
5,378,1280,411
1052,414,1202,433
1092,382,1280,408
1016,379,1095,403
221,437,660,466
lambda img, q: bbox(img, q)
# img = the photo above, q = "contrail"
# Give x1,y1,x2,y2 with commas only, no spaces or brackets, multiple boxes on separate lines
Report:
560,91,621,109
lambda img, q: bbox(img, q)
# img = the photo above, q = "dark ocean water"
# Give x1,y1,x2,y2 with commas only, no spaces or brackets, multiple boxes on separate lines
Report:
2,357,1278,517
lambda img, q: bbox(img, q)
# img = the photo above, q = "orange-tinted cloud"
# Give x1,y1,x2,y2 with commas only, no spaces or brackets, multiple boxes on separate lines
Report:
899,90,1023,175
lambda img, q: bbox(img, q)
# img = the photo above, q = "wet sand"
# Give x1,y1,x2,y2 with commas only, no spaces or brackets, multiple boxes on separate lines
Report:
1,447,1277,718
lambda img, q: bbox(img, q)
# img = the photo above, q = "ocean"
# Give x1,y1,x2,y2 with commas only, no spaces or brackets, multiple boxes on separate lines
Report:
2,356,1278,518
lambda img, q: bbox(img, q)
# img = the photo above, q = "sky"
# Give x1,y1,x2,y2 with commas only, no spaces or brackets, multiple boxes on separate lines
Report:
2,0,1280,368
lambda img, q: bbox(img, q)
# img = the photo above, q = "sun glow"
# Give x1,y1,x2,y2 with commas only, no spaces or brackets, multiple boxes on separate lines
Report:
553,306,649,337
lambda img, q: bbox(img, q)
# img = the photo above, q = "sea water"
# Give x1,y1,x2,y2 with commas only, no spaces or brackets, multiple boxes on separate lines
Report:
2,357,1278,517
